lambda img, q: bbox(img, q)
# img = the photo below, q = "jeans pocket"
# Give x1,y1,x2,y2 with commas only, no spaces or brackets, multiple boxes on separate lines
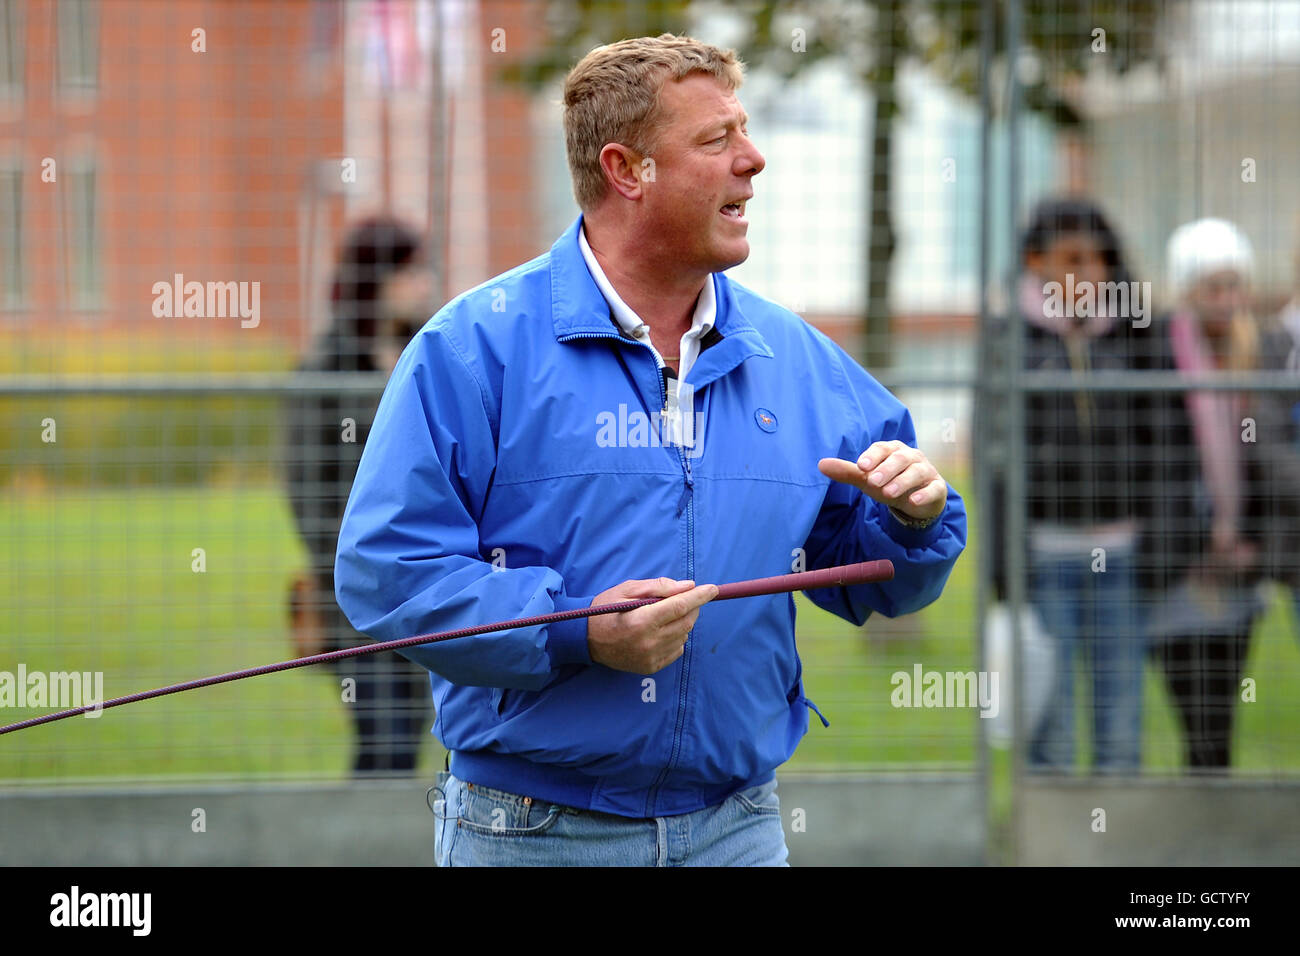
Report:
430,770,455,867
732,777,781,817
457,780,564,836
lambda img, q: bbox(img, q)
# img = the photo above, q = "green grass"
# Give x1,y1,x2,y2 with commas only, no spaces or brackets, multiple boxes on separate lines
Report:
2,484,1298,793
0,486,413,783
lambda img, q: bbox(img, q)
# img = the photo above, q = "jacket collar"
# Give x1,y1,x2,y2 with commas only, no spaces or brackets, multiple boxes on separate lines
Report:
550,215,773,385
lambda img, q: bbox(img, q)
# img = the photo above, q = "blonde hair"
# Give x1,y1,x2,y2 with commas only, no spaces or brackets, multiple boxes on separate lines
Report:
562,34,746,212
1227,310,1259,373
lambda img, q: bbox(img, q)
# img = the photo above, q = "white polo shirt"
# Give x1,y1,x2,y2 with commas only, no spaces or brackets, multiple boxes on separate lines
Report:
577,224,715,403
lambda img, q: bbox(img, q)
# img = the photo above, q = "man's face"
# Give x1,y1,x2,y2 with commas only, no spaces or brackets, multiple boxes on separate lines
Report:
637,73,765,276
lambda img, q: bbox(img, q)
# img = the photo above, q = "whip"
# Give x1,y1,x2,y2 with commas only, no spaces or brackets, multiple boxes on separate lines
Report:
0,560,893,736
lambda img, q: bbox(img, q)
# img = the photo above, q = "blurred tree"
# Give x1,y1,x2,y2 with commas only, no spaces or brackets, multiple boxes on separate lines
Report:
503,0,1167,371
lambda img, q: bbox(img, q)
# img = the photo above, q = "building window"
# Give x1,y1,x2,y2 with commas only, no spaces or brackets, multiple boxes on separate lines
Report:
0,0,24,103
0,157,22,310
57,0,98,97
61,157,101,311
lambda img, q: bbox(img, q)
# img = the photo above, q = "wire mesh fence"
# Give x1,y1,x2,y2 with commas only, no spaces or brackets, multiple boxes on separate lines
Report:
2,0,1299,809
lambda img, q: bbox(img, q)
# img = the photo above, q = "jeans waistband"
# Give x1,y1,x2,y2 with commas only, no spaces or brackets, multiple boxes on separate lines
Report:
450,749,598,813
448,749,775,818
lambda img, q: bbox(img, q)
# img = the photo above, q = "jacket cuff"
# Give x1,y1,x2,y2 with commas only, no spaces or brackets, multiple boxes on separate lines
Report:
881,500,947,549
546,592,594,667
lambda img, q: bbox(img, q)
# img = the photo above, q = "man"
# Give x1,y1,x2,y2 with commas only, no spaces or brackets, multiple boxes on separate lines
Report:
334,34,966,866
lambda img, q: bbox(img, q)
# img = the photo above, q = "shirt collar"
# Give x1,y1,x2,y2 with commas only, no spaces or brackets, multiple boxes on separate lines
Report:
578,222,715,341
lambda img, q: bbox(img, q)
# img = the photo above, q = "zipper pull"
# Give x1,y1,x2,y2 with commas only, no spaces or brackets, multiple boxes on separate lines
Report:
803,697,831,728
677,447,695,517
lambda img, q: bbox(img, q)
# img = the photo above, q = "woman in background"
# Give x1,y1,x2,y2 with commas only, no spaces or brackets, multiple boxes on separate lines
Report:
984,198,1151,774
1143,217,1299,771
1271,225,1300,643
286,215,435,776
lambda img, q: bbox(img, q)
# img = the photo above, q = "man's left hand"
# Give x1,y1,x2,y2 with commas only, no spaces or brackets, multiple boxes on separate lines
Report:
818,441,948,522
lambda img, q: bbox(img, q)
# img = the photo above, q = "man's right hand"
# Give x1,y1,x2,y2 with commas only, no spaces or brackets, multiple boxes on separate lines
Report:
586,578,719,674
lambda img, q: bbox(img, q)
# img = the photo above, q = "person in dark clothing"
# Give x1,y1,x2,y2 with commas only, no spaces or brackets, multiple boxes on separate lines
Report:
285,215,436,776
1142,217,1300,772
981,197,1154,773
1271,231,1300,643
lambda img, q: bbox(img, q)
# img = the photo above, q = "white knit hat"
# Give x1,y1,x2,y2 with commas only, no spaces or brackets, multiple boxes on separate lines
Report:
1166,217,1255,298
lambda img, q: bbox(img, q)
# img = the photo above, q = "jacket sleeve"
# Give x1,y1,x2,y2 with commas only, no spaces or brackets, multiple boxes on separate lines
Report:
799,344,968,623
333,318,594,690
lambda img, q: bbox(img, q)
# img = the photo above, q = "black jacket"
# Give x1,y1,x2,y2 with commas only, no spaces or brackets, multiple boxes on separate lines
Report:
1134,316,1300,596
978,308,1158,599
284,330,383,653
980,310,1300,599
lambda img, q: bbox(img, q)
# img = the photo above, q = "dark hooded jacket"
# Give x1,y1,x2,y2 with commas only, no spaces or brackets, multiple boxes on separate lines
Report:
284,335,385,653
978,297,1159,600
284,217,422,654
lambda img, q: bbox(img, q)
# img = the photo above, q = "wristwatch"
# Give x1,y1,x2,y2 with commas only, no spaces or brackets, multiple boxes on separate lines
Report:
888,505,940,530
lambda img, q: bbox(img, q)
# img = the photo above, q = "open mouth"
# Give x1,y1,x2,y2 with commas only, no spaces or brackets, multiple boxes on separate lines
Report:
719,200,747,221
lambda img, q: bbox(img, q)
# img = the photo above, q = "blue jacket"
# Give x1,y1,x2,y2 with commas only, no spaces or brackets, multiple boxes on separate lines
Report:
335,215,967,817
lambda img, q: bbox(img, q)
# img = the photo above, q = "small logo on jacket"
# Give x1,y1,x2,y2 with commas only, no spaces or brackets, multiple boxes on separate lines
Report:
754,408,778,433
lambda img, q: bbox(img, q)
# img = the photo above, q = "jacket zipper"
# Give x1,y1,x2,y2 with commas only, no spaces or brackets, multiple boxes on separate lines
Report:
647,360,694,816
558,329,697,815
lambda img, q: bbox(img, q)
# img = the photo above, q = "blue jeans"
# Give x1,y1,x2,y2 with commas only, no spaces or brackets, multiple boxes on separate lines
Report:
1026,543,1145,773
431,771,790,866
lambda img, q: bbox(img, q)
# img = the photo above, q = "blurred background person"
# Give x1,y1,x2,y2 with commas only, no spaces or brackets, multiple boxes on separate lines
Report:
985,197,1152,774
285,215,436,777
1273,223,1300,642
1142,217,1296,772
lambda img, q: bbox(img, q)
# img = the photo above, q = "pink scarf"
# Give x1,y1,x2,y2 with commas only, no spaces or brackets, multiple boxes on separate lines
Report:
1168,310,1244,537
1019,273,1119,338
